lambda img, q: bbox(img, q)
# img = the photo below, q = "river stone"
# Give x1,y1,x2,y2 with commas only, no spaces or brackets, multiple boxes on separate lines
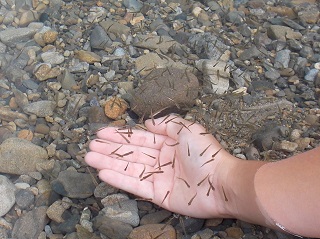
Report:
23,100,56,117
101,194,140,227
51,170,95,198
0,27,38,46
12,206,48,239
131,67,199,118
0,138,48,175
128,224,176,239
0,175,16,216
94,214,133,239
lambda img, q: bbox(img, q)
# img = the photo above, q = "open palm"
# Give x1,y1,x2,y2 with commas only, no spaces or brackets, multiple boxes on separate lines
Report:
85,115,232,218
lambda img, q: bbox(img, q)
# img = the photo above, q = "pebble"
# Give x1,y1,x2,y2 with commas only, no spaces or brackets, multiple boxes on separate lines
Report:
196,59,230,94
46,198,72,223
0,138,48,175
104,96,128,119
0,27,38,46
23,100,56,117
274,140,299,153
15,188,35,209
34,63,62,81
11,206,48,239
128,224,176,239
140,210,172,225
304,69,319,82
75,50,101,64
274,49,291,69
41,52,65,65
101,194,140,227
51,170,96,198
0,175,16,216
100,19,131,37
90,25,113,49
94,182,119,198
17,129,34,140
244,146,260,160
225,227,244,238
94,214,133,239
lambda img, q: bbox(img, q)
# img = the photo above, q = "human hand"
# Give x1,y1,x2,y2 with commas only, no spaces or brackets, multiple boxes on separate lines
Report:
85,115,236,218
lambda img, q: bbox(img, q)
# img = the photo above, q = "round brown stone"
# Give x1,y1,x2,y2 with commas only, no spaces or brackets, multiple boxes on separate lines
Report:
17,129,33,141
104,97,128,119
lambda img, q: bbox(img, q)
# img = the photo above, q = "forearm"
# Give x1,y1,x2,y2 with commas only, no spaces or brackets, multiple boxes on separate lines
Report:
225,147,320,237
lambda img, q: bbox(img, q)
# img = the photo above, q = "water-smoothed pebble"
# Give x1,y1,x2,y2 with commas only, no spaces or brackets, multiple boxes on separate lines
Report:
23,100,56,117
0,138,48,174
101,193,140,227
0,175,16,217
51,170,96,198
11,206,48,239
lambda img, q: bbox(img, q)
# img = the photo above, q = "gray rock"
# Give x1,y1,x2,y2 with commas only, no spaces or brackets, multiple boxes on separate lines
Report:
101,194,140,227
140,210,172,225
196,59,230,94
51,170,95,198
131,67,199,118
274,49,291,69
114,47,126,57
23,100,56,117
282,18,305,31
287,39,303,51
12,206,48,239
41,52,65,65
267,25,295,40
100,19,130,37
69,62,89,73
12,88,29,109
123,0,143,12
305,69,319,82
176,217,204,234
94,214,133,239
0,175,16,217
94,182,119,198
265,69,280,80
0,42,7,53
133,35,180,54
239,45,261,60
15,188,35,209
226,10,245,24
0,127,13,144
58,69,77,90
0,138,48,175
244,146,260,160
22,79,39,90
90,25,112,49
0,27,38,46
188,33,229,60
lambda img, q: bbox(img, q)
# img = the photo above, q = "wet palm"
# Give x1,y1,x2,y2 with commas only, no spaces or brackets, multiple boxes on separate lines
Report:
85,115,233,218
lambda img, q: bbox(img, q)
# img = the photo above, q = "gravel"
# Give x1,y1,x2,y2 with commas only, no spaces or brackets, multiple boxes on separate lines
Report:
0,0,319,238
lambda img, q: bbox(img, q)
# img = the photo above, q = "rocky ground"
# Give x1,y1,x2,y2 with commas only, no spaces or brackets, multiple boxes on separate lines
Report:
0,0,319,238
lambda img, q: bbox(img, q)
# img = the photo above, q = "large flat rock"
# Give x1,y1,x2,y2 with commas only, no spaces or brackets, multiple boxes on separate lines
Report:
0,138,48,175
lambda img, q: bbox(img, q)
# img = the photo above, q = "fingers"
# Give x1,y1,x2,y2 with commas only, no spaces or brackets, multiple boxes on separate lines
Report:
85,151,155,181
145,115,206,141
95,127,167,150
88,139,159,166
98,169,154,200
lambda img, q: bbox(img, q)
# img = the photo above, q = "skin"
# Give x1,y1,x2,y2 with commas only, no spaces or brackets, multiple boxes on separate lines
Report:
85,115,320,237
